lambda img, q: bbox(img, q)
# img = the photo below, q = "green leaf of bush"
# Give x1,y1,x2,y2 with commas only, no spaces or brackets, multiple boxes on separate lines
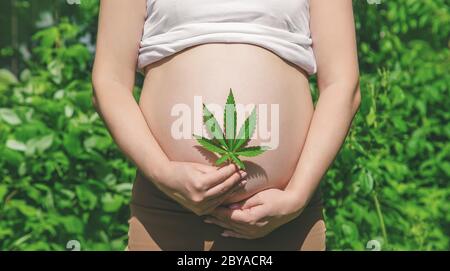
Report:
6,139,27,152
0,108,22,125
0,69,18,85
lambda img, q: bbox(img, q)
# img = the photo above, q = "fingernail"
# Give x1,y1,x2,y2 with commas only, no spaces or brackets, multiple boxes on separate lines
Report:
239,171,247,177
239,180,247,186
204,219,211,224
221,232,229,237
229,203,241,210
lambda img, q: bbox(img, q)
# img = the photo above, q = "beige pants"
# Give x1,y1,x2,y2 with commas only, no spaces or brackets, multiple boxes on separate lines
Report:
126,170,326,251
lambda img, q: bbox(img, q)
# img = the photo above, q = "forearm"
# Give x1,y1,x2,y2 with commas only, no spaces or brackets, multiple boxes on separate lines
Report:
92,80,170,181
285,83,361,209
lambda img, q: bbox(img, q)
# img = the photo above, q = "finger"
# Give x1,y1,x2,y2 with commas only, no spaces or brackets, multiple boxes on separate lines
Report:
204,217,235,231
244,205,269,222
221,230,252,239
204,171,247,199
211,207,252,224
203,164,243,188
233,193,263,210
212,206,266,225
200,180,246,212
228,205,268,226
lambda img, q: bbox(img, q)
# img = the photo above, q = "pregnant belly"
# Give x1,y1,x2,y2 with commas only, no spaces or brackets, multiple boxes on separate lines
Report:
138,43,314,204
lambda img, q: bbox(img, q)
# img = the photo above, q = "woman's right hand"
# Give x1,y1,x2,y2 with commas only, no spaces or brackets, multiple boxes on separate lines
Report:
152,161,247,216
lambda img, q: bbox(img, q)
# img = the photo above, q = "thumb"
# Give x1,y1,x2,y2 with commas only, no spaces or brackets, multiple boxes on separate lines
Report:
229,193,263,210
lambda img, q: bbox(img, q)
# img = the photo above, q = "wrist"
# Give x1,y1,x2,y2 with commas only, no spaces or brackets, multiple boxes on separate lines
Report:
284,173,317,213
283,189,307,215
142,156,172,184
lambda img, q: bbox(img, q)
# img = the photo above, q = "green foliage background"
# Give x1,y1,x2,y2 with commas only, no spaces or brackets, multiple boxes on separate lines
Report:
0,0,448,250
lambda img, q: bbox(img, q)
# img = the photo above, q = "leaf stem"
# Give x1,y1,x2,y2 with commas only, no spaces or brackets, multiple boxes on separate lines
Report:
372,191,388,244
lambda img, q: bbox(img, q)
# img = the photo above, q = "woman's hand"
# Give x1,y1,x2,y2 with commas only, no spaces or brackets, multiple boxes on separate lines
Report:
153,162,247,216
204,188,304,239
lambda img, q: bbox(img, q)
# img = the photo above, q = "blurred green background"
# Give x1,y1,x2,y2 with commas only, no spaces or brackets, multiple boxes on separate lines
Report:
0,0,448,251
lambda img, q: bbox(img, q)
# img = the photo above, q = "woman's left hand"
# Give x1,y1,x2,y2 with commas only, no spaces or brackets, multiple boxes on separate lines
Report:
204,188,304,239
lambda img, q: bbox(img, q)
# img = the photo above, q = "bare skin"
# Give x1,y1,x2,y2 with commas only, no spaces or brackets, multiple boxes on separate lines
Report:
92,0,360,239
139,42,313,205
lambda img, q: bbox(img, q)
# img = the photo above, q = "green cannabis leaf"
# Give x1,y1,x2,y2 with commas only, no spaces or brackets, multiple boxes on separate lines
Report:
193,88,270,169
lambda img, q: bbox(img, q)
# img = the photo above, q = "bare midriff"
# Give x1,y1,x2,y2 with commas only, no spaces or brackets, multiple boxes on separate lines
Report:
137,43,314,205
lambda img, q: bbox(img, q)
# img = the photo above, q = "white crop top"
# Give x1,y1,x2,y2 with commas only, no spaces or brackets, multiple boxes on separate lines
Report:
138,0,317,75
